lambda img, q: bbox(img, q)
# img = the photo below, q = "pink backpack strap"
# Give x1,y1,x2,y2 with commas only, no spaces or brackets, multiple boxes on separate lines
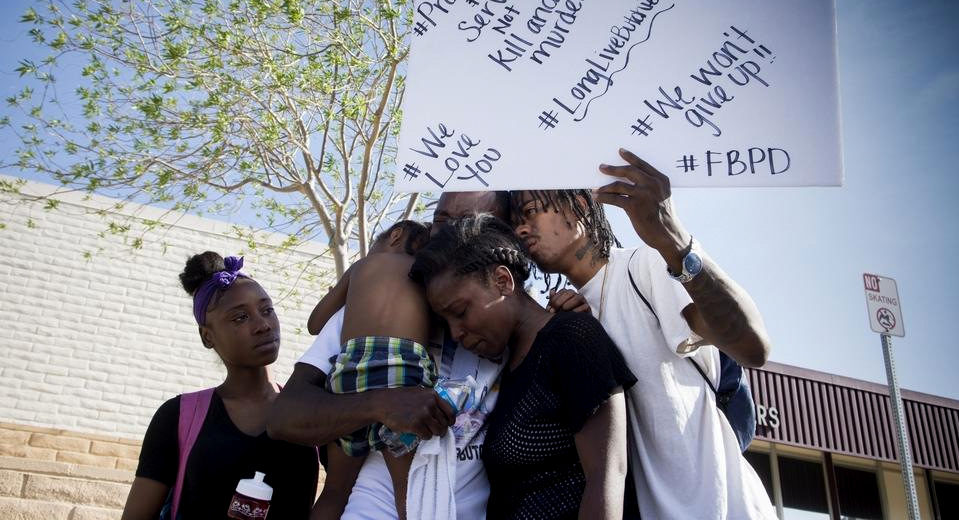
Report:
171,388,215,520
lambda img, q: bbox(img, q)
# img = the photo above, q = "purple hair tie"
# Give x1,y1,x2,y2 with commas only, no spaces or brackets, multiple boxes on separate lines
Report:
192,256,249,325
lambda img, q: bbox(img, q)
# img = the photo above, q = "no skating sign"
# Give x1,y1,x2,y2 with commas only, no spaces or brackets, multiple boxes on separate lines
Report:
863,273,905,337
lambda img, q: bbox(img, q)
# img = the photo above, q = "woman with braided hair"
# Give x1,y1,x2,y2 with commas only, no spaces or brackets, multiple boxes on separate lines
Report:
410,214,636,520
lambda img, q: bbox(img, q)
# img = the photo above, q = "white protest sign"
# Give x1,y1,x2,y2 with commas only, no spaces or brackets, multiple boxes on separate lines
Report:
863,273,905,337
395,0,842,192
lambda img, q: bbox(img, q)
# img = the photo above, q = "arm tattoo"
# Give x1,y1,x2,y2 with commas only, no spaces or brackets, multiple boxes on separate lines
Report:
682,257,764,360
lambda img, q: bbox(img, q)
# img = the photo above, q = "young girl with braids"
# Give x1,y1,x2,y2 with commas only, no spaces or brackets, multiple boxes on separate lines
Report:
122,252,317,520
410,214,637,520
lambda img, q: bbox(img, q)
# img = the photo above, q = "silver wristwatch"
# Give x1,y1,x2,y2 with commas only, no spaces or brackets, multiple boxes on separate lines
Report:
667,238,703,284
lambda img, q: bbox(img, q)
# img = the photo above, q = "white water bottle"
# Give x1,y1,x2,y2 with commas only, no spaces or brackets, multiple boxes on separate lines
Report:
227,471,272,519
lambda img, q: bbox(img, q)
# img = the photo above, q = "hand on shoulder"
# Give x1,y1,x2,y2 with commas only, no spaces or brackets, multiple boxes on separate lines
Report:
546,288,591,313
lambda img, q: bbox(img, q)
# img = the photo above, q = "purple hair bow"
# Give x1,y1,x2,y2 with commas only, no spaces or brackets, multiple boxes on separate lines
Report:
192,256,249,325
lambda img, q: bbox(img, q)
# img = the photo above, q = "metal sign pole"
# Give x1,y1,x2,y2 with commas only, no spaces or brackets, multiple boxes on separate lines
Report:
881,333,920,520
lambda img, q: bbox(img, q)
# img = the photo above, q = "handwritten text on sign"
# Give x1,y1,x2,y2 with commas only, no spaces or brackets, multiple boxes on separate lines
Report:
396,0,841,191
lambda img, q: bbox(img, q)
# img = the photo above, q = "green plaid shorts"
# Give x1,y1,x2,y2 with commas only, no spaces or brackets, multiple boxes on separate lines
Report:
326,336,436,456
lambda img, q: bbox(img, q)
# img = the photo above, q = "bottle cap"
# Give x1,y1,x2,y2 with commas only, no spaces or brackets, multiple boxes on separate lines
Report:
235,471,273,501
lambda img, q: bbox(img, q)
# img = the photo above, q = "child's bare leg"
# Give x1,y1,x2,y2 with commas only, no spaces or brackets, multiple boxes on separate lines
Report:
383,451,415,520
311,444,365,520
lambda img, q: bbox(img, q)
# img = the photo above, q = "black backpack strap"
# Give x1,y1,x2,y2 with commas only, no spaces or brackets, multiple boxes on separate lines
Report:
625,251,720,399
687,357,718,395
627,249,660,327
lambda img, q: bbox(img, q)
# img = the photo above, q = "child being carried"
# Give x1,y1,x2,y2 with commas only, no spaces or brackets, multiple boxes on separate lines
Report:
306,220,442,520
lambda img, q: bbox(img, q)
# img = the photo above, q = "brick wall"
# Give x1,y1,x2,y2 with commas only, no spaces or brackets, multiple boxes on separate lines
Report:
0,176,334,516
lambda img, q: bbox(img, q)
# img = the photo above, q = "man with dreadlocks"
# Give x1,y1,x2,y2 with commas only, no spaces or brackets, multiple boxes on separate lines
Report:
511,148,776,519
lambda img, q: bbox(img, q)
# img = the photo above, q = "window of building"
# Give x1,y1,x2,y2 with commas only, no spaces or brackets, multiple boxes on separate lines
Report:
779,456,830,519
935,480,959,519
744,450,775,501
834,465,882,520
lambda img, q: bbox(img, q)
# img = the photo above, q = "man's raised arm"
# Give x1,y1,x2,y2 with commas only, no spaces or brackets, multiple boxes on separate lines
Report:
594,148,771,367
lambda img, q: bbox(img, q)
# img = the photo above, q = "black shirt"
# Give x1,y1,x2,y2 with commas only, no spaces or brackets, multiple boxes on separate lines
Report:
484,311,637,519
136,391,318,519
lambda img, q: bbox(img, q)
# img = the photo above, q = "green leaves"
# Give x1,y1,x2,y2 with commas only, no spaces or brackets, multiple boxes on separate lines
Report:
135,95,164,120
283,0,304,24
20,7,38,24
15,60,37,78
50,31,68,50
162,39,189,62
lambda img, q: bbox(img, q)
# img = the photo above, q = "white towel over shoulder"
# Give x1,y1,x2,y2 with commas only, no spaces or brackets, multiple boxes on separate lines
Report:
406,430,458,519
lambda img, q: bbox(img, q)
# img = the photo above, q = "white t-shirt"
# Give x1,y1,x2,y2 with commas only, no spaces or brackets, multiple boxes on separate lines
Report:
580,247,776,519
298,308,502,519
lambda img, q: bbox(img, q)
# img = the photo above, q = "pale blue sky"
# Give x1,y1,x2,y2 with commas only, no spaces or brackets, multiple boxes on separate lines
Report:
2,1,957,399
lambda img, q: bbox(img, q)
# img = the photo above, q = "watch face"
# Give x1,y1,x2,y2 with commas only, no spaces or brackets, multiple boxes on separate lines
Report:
684,251,703,276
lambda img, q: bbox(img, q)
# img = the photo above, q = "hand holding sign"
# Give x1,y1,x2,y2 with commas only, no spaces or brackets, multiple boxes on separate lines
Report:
595,148,691,270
